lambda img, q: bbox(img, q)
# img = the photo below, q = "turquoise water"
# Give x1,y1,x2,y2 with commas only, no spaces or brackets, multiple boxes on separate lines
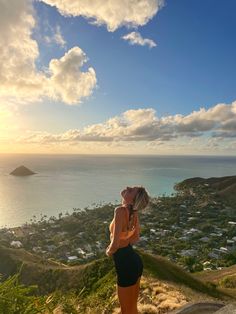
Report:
0,154,235,227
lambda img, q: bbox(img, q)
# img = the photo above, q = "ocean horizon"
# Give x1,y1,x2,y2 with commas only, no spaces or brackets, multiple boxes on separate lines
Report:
0,153,235,228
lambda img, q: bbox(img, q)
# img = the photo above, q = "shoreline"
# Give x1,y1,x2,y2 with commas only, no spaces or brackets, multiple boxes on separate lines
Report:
1,175,236,272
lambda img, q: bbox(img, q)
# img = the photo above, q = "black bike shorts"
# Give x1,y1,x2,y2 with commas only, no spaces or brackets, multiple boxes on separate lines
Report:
113,244,143,287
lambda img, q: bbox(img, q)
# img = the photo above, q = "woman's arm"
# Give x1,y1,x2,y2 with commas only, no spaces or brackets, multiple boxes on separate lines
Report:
106,207,124,256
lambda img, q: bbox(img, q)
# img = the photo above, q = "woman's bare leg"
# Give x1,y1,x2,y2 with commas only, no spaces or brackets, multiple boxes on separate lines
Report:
117,283,138,314
134,277,141,304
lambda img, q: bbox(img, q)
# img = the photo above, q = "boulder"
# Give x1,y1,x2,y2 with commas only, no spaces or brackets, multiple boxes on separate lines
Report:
214,303,236,313
170,302,224,314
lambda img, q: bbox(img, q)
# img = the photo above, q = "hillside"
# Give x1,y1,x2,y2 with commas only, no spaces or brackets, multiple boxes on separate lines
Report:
194,264,236,284
0,246,233,313
0,245,113,295
175,175,236,204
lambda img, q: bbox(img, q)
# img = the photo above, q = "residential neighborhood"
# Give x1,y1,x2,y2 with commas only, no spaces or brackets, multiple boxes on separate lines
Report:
1,181,236,272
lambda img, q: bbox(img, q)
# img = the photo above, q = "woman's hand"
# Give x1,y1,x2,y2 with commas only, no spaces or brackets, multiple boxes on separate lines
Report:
106,246,113,257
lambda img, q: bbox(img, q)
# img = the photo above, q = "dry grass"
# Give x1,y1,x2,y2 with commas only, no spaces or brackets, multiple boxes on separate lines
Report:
110,274,226,314
111,276,188,313
138,277,187,313
138,303,158,313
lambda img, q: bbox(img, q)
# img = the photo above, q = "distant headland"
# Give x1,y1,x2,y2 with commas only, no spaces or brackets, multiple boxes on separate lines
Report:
10,165,36,176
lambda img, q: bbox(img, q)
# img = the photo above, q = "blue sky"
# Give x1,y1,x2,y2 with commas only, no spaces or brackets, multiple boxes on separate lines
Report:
0,0,236,154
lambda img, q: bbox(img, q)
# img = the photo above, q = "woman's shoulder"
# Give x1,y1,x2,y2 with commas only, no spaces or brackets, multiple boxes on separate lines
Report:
114,205,126,213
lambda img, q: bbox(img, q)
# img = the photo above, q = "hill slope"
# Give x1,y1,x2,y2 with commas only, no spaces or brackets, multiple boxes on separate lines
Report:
0,246,233,313
175,175,236,204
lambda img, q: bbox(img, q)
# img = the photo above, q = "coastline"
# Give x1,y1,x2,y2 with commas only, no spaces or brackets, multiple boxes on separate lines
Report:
1,174,236,273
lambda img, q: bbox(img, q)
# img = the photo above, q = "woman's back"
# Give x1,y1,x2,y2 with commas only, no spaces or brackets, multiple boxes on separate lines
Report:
109,206,140,248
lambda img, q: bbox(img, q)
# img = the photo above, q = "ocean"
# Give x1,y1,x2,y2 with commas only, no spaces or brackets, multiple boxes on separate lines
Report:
0,154,235,228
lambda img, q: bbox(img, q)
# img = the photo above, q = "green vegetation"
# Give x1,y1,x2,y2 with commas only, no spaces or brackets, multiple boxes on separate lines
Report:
0,273,83,314
0,247,232,313
0,273,43,314
139,250,221,298
1,175,236,312
219,275,236,289
0,257,115,314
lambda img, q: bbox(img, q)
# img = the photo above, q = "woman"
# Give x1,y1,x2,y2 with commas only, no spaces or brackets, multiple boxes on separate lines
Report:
106,186,149,314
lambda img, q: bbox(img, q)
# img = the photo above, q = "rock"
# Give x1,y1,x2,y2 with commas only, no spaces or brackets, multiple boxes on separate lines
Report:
169,302,225,314
10,165,36,176
214,303,236,313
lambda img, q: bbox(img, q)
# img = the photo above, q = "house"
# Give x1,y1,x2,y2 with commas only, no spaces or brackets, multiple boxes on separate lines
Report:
180,249,198,257
85,252,95,259
226,240,236,252
77,247,86,255
179,236,190,241
200,237,210,243
10,240,23,248
140,236,148,242
208,252,219,259
210,233,222,237
46,245,57,252
219,247,228,254
67,256,79,262
185,228,201,235
150,229,156,233
188,217,196,221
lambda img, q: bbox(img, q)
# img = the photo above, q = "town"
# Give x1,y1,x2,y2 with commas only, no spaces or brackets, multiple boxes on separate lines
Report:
1,180,236,273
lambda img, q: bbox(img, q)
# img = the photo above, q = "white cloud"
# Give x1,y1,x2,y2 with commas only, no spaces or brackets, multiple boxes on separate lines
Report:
40,0,164,32
122,31,157,48
48,47,97,104
16,101,236,144
54,25,66,47
0,0,97,105
44,25,66,48
0,0,45,100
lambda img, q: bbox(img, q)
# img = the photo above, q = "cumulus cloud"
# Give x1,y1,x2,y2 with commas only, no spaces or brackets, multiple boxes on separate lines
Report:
48,47,97,104
0,0,45,99
122,31,157,48
40,0,164,32
0,0,96,105
16,101,236,144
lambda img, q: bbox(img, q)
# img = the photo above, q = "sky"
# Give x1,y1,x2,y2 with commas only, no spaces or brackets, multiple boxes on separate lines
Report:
0,0,236,155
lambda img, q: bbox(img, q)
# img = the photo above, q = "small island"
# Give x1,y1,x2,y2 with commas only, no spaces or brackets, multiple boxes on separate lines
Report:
10,165,36,176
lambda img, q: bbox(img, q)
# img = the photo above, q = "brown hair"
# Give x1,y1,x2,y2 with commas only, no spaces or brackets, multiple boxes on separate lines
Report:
133,186,149,211
127,186,149,221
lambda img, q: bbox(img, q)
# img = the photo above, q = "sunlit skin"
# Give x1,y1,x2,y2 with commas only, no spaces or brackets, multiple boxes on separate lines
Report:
121,186,139,206
109,186,141,314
